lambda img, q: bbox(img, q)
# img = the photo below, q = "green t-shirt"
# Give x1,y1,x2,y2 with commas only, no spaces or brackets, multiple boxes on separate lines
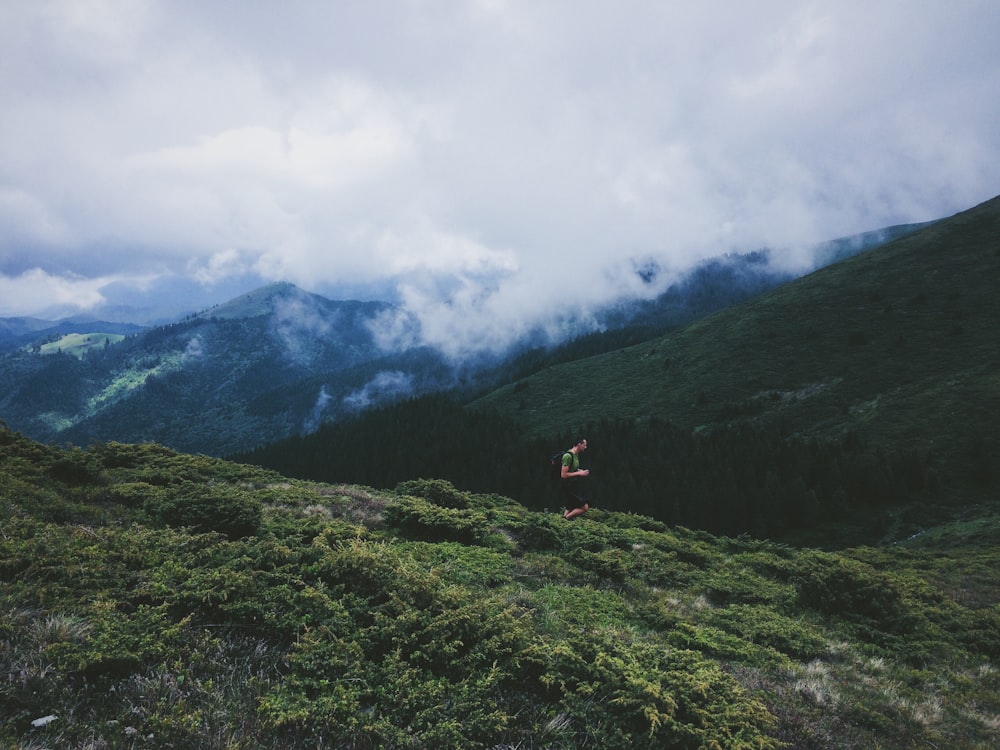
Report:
561,451,580,479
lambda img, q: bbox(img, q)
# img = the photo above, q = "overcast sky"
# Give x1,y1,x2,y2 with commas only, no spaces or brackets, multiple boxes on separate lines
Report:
2,0,998,354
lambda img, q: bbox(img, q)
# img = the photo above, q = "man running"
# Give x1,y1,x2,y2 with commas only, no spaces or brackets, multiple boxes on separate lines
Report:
561,437,591,519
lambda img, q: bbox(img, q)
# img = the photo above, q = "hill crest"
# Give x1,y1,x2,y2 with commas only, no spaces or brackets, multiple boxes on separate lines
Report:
194,281,390,321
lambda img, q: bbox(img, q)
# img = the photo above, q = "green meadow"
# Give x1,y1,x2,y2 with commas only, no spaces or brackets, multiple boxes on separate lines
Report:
38,334,126,358
2,428,998,748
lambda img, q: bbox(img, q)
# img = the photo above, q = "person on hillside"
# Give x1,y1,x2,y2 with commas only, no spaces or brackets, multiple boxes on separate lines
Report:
561,437,591,520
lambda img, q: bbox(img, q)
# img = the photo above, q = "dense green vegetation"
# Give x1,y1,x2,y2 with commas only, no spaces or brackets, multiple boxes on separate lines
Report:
3,425,998,748
240,394,944,545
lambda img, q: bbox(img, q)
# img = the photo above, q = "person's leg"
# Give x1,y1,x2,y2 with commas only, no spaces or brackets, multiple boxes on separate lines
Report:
563,486,589,519
561,485,574,518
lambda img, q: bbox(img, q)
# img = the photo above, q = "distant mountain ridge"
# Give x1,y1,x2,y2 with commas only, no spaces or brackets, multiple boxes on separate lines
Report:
0,284,425,455
809,219,938,267
195,281,364,320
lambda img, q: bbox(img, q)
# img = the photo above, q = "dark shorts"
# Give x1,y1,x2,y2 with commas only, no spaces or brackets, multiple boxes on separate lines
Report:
561,482,588,510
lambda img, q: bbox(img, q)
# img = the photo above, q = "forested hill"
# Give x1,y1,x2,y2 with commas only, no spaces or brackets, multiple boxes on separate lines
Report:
2,426,999,748
0,284,445,456
473,195,1000,454
239,196,999,546
477,194,1000,527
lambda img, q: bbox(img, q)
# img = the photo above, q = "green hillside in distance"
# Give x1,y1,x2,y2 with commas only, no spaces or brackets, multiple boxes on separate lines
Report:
38,332,126,357
471,195,1000,499
2,425,999,748
0,282,409,456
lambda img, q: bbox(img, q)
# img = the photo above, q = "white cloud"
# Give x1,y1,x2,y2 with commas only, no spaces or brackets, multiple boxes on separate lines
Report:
189,249,253,286
182,335,204,360
1,0,998,351
0,269,109,317
343,371,414,411
26,0,156,65
0,188,72,251
126,75,420,190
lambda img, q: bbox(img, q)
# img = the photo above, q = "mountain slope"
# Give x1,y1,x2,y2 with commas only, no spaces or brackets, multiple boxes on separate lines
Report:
473,222,934,391
471,195,1000,496
2,426,999,748
0,317,144,354
0,283,426,455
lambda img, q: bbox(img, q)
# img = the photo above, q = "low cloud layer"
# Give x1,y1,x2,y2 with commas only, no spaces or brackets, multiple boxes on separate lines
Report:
2,1,998,354
343,371,414,413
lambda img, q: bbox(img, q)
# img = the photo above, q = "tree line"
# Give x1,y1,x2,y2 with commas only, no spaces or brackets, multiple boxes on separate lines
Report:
235,394,938,540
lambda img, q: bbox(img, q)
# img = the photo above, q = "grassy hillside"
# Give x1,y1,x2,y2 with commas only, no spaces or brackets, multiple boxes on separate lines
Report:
471,196,1000,500
0,319,144,356
38,332,127,358
2,425,998,748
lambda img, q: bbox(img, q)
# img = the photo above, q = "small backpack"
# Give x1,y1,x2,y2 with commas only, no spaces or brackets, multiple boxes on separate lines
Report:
549,450,569,480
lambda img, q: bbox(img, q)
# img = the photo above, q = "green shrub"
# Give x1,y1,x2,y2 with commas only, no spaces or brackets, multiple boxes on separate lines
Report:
47,448,101,485
529,584,631,635
397,541,516,588
793,551,916,635
667,621,764,664
704,604,828,661
512,515,564,551
535,635,779,749
575,547,630,581
143,483,262,539
110,480,165,507
702,558,794,606
958,608,1000,658
394,478,471,508
383,494,488,545
260,539,533,748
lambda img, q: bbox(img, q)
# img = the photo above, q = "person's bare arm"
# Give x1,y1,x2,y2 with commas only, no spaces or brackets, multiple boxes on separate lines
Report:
562,463,588,479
